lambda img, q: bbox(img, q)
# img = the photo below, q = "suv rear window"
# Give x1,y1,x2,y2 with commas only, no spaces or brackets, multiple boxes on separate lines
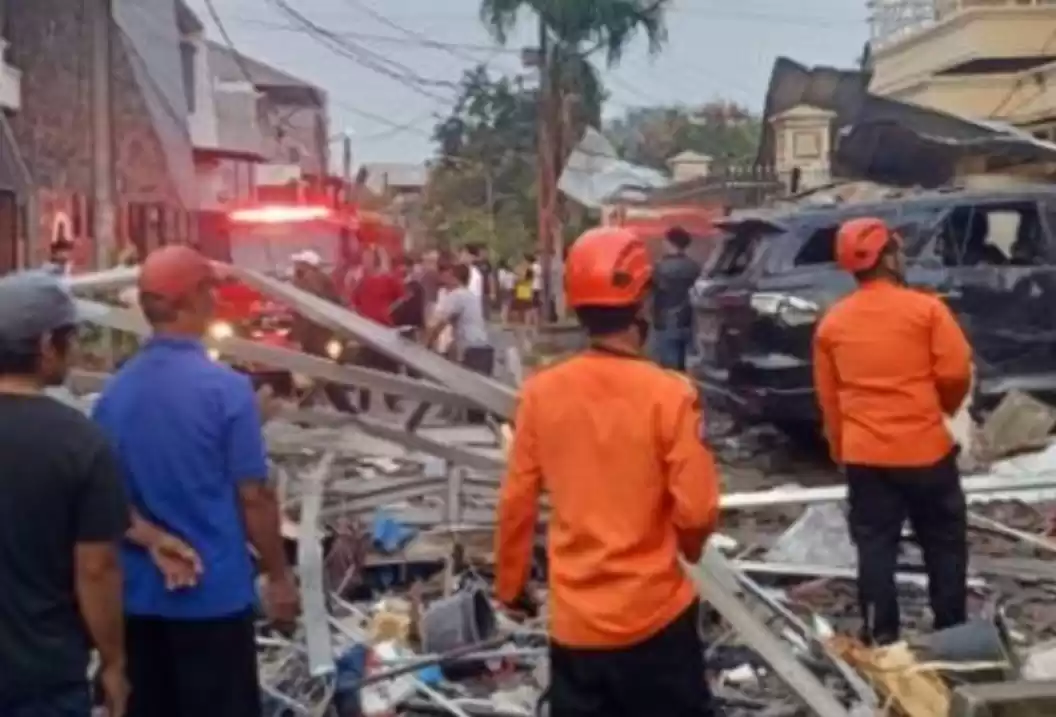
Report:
794,225,838,265
706,221,786,277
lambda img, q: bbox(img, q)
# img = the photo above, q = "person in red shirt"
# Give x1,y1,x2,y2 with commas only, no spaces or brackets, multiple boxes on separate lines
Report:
813,217,972,646
497,227,720,717
349,247,404,412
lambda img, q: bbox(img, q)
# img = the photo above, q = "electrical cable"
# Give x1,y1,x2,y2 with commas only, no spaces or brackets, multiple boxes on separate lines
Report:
338,0,489,65
203,0,308,141
232,17,522,56
264,0,458,102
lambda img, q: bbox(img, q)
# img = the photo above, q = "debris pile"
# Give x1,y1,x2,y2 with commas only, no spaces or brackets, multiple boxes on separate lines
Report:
65,265,1056,716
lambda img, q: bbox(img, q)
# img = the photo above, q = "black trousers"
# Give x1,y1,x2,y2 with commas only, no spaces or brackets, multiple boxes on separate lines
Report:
357,347,400,412
846,451,968,645
548,605,716,717
461,346,495,424
125,609,262,717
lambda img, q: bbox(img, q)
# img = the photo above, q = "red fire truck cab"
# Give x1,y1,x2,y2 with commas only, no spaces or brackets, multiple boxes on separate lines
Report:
201,201,406,393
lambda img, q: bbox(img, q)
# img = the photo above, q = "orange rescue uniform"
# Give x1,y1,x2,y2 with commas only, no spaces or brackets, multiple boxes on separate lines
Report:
812,279,973,467
495,351,721,649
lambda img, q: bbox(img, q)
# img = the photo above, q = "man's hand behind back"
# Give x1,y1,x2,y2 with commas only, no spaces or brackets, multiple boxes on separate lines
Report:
149,533,203,591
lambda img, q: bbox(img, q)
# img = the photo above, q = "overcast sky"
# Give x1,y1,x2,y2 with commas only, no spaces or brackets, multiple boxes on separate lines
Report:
187,0,869,165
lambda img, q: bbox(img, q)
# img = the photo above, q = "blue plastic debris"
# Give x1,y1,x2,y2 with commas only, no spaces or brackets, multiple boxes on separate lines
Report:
371,510,417,554
334,644,369,694
416,664,443,685
331,643,368,715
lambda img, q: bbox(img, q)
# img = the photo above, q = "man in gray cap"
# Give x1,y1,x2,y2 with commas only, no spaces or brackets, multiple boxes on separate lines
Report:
0,271,130,716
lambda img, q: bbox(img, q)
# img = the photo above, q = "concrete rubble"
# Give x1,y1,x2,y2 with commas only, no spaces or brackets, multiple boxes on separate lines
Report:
66,266,1056,716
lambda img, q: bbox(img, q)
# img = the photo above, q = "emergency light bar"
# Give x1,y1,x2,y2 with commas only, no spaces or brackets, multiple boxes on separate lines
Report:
228,205,333,224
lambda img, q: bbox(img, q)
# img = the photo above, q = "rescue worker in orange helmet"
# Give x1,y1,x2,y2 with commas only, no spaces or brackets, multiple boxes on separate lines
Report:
813,216,973,646
495,227,721,717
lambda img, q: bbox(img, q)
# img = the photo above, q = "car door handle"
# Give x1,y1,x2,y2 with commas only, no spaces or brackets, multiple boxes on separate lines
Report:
936,289,962,299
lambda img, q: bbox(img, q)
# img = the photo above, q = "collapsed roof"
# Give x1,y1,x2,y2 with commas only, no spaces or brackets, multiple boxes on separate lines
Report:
757,57,1056,187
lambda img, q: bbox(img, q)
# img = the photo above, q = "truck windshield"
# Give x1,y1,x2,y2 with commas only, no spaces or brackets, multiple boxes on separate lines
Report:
228,221,340,275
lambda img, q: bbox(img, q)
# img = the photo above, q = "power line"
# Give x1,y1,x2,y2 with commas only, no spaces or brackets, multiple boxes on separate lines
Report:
233,16,522,55
326,3,864,30
202,0,258,88
338,0,487,65
263,0,458,102
329,98,436,138
237,3,661,111
202,0,306,138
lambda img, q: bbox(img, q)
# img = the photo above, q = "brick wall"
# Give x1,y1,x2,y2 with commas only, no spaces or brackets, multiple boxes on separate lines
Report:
8,0,185,269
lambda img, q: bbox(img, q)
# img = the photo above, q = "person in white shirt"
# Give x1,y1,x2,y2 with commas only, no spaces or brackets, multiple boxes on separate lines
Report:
424,261,494,424
458,245,485,300
496,261,516,324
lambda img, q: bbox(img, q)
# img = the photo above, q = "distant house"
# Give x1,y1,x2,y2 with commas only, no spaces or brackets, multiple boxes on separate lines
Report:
755,57,1056,190
206,41,330,182
362,162,427,251
666,151,713,182
362,162,428,198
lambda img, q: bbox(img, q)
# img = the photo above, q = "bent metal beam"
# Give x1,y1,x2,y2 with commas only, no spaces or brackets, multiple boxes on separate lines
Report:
228,267,517,419
74,299,477,409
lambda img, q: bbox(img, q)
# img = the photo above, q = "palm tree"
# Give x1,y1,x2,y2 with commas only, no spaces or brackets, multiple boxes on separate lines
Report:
479,0,671,315
480,0,670,66
479,0,672,135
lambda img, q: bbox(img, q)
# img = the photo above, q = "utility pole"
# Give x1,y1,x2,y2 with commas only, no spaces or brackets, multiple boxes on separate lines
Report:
90,0,115,269
535,14,555,324
342,131,353,208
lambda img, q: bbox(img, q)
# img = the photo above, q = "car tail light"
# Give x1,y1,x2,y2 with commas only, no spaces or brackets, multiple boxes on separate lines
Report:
749,292,819,326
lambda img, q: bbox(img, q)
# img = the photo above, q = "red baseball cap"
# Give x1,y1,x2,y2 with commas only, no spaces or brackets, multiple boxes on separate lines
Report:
138,245,216,302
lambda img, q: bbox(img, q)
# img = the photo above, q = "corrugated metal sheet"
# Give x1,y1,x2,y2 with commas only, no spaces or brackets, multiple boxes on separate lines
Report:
114,0,195,207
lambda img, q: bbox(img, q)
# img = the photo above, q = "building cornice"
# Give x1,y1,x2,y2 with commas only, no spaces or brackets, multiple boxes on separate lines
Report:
871,6,1056,59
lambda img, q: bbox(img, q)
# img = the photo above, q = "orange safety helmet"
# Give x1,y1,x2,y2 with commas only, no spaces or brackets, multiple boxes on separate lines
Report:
565,227,652,308
835,217,899,274
138,245,216,301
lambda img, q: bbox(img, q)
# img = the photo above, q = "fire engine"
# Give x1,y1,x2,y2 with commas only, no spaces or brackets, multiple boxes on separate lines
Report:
202,198,406,392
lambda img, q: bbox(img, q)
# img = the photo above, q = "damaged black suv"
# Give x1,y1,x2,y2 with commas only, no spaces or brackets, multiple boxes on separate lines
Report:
690,185,1056,433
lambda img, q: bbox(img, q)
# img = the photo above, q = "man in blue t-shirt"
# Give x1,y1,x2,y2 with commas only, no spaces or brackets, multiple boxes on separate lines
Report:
93,246,297,717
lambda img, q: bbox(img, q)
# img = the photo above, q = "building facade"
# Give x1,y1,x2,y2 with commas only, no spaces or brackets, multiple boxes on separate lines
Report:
6,0,195,270
869,0,1056,138
207,41,329,183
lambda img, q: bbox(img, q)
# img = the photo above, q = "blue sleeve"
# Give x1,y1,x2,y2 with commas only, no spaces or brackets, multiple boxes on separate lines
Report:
223,375,269,485
90,392,110,430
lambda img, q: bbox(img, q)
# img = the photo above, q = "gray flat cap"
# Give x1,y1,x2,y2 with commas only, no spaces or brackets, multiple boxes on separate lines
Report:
0,270,81,342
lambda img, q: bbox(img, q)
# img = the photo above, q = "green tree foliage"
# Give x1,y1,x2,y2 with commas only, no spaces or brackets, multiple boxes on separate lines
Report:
606,101,763,172
479,0,670,161
423,67,538,259
476,0,671,252
480,0,670,65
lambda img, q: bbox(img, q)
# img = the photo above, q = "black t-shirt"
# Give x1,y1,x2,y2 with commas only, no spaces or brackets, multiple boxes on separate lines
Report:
652,253,702,330
0,394,128,700
393,278,426,329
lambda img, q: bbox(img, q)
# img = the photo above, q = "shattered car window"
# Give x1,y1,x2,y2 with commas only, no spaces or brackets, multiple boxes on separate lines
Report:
794,225,838,266
708,224,785,277
935,202,1049,268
